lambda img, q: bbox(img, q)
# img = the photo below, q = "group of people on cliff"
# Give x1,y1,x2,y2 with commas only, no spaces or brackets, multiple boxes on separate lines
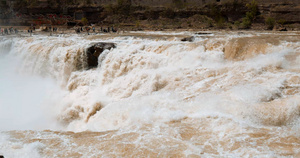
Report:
75,26,117,34
1,25,119,36
1,27,18,35
45,26,58,32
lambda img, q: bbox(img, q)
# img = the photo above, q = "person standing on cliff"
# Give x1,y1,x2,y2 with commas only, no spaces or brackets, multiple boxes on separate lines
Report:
76,28,80,33
9,27,13,34
4,28,8,35
86,27,90,35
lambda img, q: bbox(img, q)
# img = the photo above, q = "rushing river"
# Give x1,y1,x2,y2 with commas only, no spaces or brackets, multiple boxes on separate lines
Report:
0,31,299,157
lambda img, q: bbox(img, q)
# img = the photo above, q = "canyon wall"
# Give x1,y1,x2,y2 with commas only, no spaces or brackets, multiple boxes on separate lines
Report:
0,0,299,28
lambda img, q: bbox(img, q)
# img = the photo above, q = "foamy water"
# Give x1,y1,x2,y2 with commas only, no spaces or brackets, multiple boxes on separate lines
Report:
0,31,299,157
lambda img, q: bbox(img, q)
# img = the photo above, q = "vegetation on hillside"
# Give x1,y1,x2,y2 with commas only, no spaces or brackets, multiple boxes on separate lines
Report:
265,17,275,30
241,0,258,28
0,0,296,30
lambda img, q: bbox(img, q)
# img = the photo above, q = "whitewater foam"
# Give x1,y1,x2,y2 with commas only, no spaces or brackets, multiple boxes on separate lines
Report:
0,31,299,157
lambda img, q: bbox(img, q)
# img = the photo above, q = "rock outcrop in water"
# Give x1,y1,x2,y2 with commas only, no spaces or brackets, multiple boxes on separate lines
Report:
86,42,116,69
181,36,195,42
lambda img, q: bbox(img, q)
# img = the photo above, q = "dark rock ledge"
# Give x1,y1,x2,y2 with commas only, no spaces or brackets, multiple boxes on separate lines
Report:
86,42,116,69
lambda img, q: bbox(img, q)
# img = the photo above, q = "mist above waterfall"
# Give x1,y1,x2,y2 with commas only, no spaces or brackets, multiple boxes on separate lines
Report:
0,49,63,131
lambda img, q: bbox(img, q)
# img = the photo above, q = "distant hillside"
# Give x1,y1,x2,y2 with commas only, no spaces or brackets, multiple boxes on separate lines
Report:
0,0,299,30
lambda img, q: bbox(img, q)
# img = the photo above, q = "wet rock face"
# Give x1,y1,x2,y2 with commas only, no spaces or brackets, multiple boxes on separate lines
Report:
86,42,116,69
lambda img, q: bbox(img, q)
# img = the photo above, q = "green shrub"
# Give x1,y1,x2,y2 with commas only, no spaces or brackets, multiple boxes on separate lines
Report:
240,0,258,29
246,0,258,21
135,21,140,28
81,17,88,25
265,17,275,30
241,17,251,28
216,17,226,28
277,19,286,25
245,11,255,21
234,21,240,27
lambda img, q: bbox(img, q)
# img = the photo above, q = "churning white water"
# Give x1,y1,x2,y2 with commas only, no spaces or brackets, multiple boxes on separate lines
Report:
0,31,299,157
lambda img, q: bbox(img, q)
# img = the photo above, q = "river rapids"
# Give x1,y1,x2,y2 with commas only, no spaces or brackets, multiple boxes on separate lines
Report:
0,31,300,157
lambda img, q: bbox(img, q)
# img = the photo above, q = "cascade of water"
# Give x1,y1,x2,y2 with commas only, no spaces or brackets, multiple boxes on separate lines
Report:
0,32,299,157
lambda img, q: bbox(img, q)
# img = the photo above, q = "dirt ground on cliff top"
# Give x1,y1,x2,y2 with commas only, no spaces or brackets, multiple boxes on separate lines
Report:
1,24,300,38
